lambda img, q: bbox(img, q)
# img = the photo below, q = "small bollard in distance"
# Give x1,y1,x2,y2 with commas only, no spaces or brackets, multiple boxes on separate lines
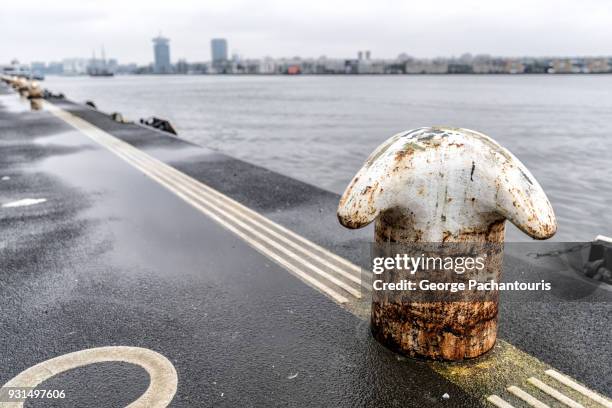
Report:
27,81,43,111
337,127,557,361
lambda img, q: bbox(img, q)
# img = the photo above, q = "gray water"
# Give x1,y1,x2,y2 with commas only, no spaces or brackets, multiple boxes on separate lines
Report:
44,75,612,241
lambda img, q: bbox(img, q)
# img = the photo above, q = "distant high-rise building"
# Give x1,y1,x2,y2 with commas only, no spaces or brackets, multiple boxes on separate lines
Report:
210,38,229,73
152,35,171,74
211,38,228,63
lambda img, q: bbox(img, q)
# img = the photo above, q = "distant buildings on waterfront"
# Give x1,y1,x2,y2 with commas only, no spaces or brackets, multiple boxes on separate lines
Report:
152,35,171,74
210,38,228,73
4,35,612,77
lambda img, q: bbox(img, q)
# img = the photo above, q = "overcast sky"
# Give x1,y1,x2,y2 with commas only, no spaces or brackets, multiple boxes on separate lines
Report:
1,0,611,64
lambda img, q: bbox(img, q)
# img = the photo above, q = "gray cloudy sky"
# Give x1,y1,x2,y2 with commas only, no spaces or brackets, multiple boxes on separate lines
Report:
1,0,611,64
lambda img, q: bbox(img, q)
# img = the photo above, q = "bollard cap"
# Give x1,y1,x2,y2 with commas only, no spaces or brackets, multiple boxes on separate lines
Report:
337,127,556,241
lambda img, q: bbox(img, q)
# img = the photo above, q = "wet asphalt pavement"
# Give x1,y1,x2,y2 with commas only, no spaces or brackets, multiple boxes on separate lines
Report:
0,85,609,407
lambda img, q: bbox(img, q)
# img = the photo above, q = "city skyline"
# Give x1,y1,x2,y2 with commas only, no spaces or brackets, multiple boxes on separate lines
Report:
10,47,610,76
4,25,611,77
2,0,612,65
4,32,611,77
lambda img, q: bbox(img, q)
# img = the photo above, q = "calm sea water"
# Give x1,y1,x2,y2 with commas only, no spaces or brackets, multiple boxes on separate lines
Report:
44,75,612,241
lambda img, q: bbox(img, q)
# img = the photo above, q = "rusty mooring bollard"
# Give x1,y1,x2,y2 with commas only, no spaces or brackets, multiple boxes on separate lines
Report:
337,127,557,360
27,81,43,111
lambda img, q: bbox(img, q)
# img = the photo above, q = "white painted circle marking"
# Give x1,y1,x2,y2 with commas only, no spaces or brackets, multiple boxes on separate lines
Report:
2,346,177,407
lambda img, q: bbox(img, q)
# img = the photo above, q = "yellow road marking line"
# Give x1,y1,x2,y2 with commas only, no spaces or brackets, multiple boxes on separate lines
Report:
116,146,362,298
45,102,357,303
545,369,612,408
155,155,367,278
507,385,549,408
102,139,352,303
114,144,364,289
528,377,584,408
487,395,516,408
